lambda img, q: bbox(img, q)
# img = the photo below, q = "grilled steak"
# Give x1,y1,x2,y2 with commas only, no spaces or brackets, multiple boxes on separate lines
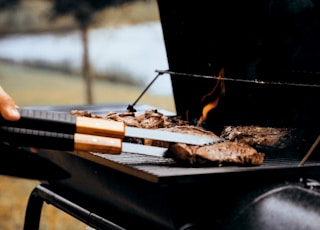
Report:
166,141,265,167
220,125,305,155
70,109,189,128
70,110,105,118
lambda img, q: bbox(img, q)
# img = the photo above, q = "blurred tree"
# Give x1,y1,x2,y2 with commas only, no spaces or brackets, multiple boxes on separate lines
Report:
0,0,20,9
51,0,141,104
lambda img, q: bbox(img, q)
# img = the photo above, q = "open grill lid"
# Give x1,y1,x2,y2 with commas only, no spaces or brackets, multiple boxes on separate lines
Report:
157,0,320,133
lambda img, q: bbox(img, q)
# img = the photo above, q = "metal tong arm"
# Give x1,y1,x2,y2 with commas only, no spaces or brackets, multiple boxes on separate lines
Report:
0,108,124,154
0,108,126,138
0,126,122,155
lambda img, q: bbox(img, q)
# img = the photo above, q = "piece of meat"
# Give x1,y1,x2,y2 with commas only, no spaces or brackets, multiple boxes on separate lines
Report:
70,110,103,118
220,125,302,150
147,125,265,167
105,111,142,127
104,109,189,128
196,141,265,166
139,111,165,129
166,141,265,167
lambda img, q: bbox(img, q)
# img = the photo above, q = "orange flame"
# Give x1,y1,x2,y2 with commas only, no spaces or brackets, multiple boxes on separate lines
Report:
197,68,225,126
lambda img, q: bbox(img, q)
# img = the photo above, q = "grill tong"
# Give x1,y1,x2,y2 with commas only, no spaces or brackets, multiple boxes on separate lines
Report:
0,108,221,156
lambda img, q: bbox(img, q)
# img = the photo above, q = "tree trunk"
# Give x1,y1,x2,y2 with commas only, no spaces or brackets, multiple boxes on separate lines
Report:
81,24,93,104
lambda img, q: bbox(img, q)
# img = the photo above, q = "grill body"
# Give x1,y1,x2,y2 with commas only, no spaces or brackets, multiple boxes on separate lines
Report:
23,103,320,230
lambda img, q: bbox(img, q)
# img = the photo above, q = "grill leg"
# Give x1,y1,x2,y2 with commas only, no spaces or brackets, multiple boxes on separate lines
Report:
23,184,44,230
23,183,126,230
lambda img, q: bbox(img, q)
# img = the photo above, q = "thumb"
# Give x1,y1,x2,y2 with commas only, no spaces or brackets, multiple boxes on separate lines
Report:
0,86,20,121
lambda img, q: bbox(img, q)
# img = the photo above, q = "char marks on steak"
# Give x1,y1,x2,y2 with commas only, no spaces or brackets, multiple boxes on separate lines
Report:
70,110,103,118
166,141,265,167
103,109,189,128
220,125,304,155
71,109,189,128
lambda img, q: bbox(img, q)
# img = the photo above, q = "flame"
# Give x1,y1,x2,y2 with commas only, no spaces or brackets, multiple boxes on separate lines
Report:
197,68,225,126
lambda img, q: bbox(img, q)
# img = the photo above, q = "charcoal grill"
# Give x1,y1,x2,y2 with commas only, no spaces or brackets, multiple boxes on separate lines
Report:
2,0,320,229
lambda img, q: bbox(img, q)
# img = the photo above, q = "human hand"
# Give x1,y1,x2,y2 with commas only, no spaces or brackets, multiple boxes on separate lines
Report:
0,87,39,152
0,86,20,121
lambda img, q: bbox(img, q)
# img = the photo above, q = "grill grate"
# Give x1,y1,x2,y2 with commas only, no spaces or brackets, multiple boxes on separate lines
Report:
72,151,320,184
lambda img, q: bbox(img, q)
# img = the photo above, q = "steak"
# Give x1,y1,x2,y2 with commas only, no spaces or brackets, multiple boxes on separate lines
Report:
220,125,305,155
70,109,189,128
221,126,294,148
166,141,265,167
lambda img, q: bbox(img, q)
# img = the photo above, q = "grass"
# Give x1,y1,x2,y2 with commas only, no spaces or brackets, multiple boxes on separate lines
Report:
0,62,175,111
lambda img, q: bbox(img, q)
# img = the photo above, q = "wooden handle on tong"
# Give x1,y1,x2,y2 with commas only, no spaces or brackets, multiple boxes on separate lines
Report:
74,133,122,154
76,117,126,139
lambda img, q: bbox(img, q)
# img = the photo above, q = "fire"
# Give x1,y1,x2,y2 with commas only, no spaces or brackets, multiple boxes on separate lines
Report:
197,68,225,126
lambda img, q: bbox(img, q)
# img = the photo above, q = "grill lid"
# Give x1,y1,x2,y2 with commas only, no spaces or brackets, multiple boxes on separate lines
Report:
157,0,320,132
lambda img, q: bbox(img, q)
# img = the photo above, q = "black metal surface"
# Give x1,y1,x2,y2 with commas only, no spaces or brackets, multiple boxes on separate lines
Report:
0,142,70,180
24,184,125,230
157,0,320,133
0,127,75,151
23,102,176,117
0,108,77,134
225,185,320,230
35,146,320,229
72,150,320,184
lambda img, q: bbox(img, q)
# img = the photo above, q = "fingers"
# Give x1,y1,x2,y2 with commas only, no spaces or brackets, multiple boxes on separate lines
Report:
0,86,20,121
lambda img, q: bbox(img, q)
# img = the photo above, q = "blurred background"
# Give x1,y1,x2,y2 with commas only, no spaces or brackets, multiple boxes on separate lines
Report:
0,0,175,229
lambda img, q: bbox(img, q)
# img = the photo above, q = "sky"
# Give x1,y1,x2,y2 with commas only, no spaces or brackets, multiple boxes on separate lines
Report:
0,22,173,96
